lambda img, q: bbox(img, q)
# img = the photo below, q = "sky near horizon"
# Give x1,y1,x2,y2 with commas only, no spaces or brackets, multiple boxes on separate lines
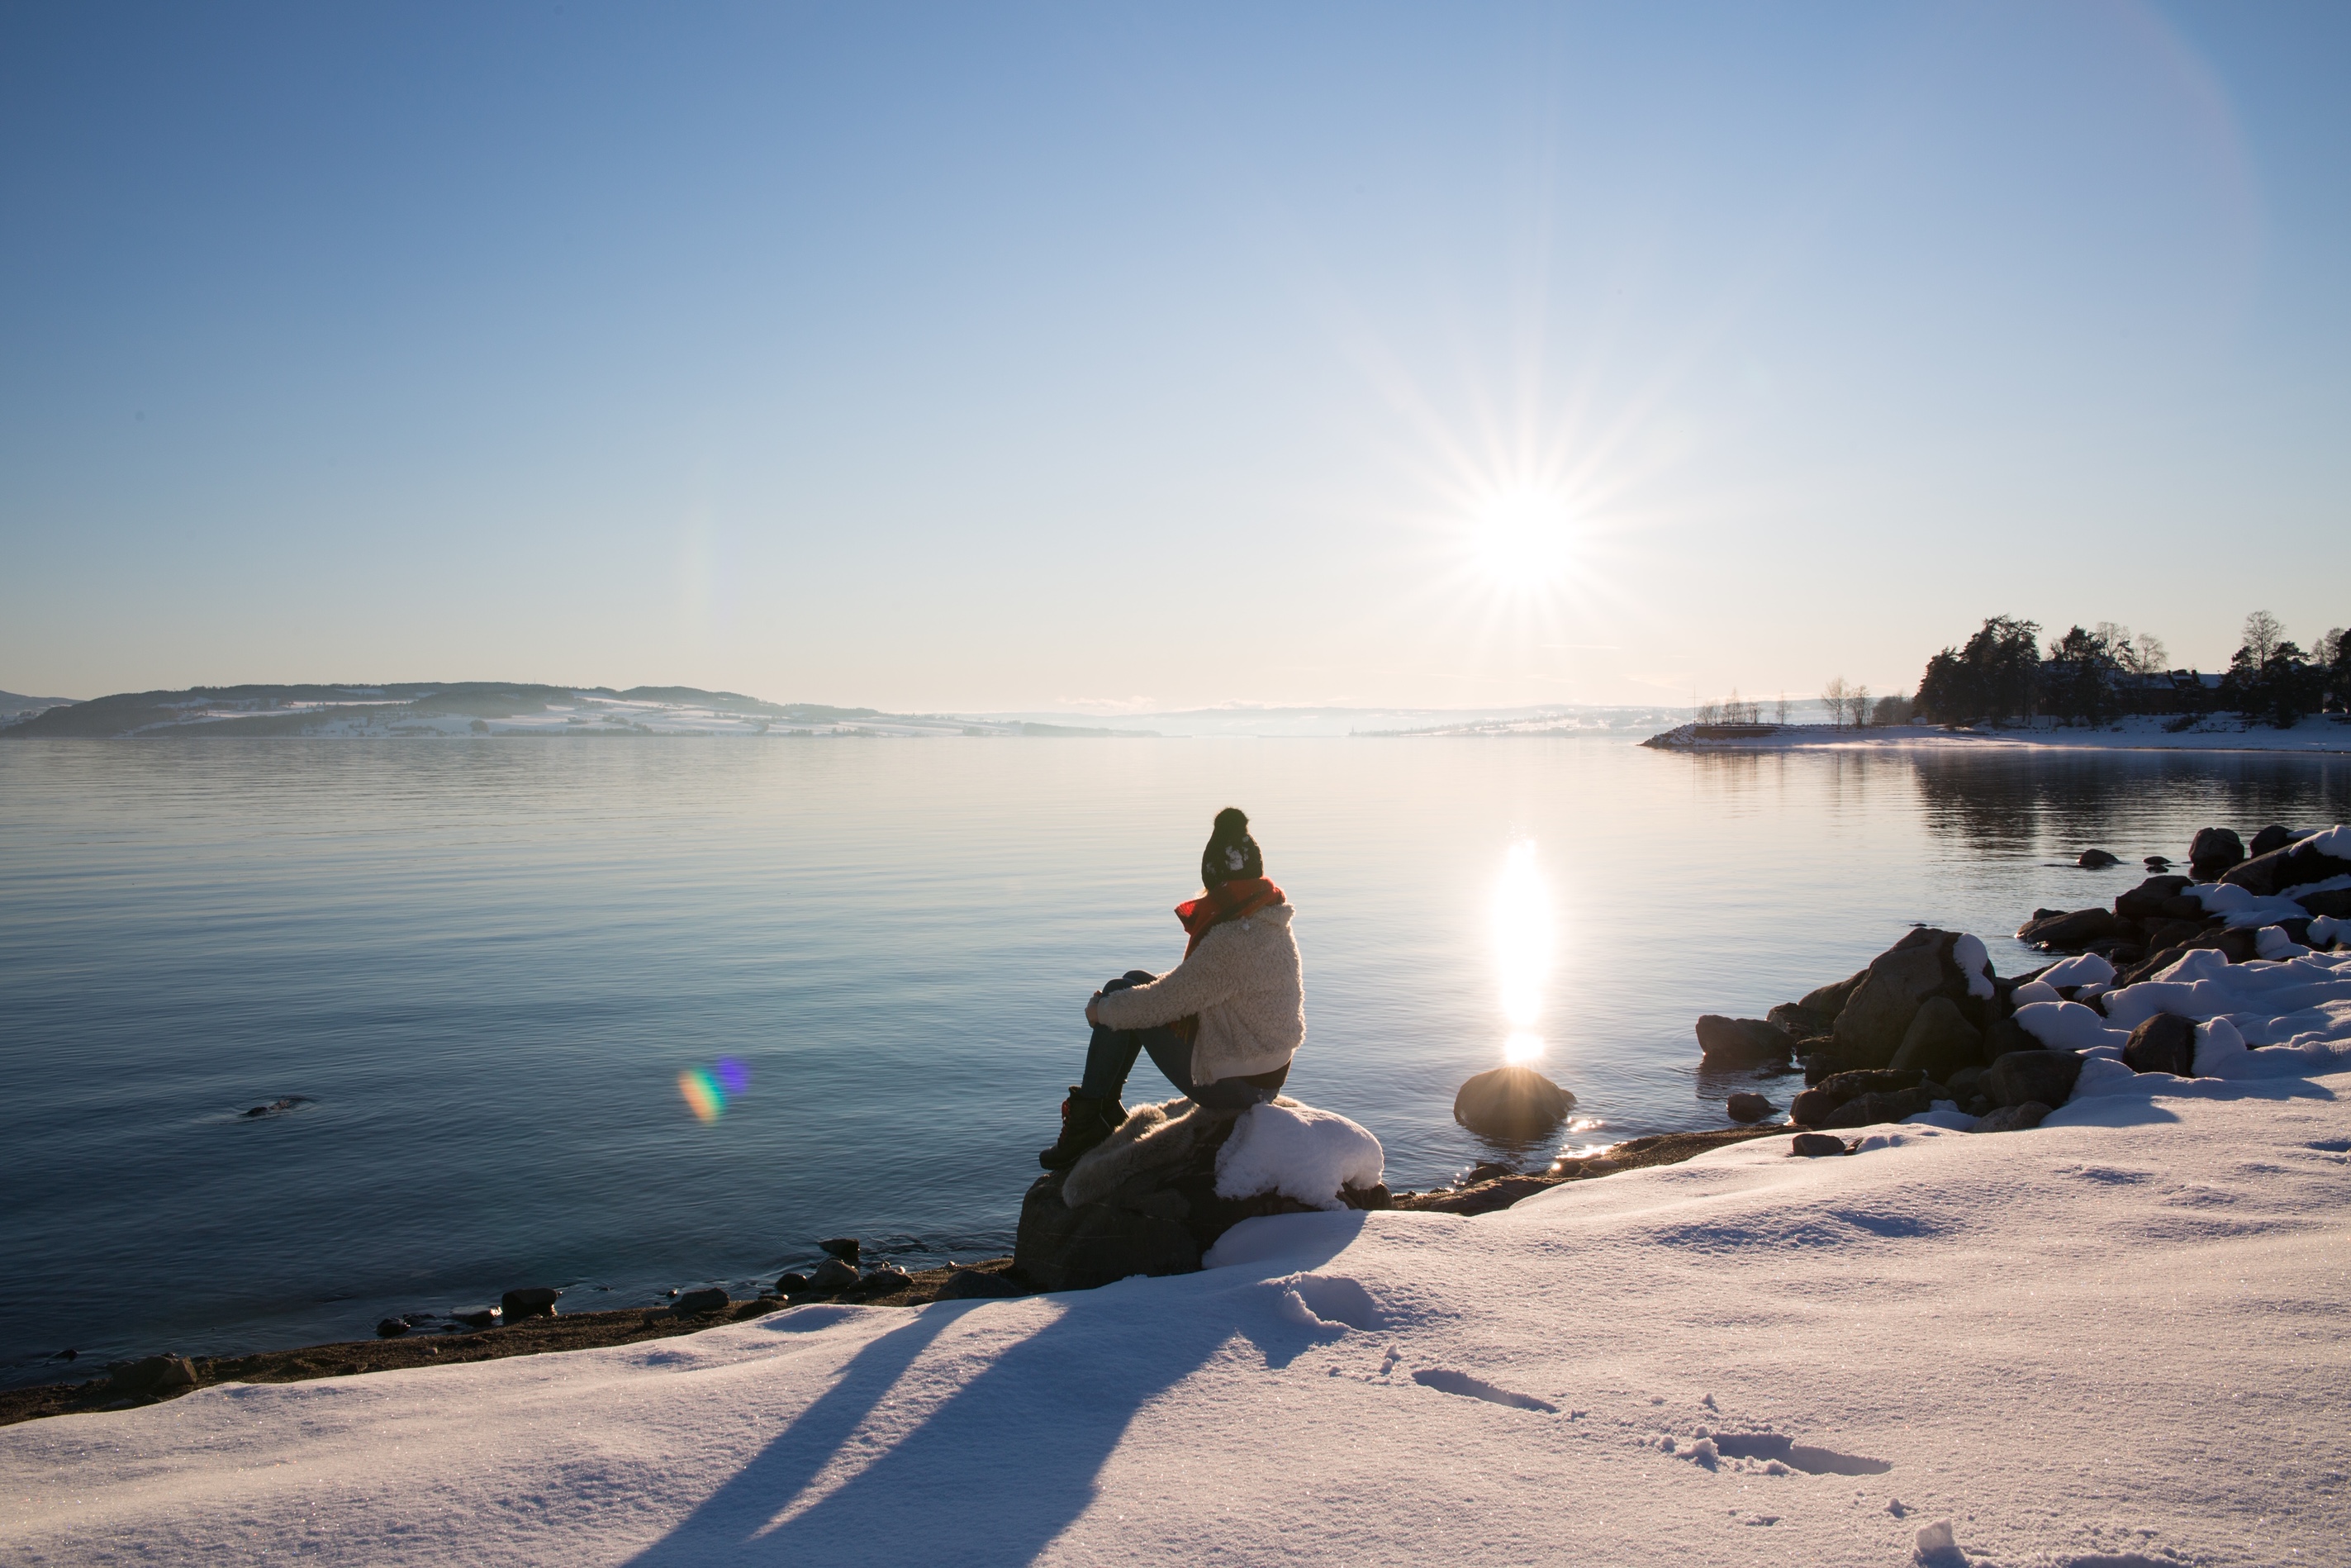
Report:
3,3,2347,713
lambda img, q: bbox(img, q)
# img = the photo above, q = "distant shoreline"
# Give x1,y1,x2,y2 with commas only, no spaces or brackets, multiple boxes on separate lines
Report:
1639,717,2351,756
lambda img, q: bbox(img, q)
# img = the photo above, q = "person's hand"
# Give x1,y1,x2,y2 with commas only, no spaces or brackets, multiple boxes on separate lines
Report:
1085,998,1103,1028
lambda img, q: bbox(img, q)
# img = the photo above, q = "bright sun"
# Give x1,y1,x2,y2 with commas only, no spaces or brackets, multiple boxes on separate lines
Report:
1470,490,1572,583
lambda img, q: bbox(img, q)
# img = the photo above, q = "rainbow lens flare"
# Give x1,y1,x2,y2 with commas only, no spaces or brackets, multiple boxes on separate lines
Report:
714,1057,750,1095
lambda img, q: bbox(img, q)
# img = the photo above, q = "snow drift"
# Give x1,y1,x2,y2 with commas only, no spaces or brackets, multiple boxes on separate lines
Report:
7,1061,2349,1565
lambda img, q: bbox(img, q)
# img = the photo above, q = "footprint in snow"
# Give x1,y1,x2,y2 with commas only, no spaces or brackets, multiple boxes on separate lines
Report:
1272,1273,1381,1333
1410,1367,1558,1413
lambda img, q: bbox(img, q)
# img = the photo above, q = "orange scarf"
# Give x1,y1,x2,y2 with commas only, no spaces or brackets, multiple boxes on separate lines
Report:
1175,877,1285,958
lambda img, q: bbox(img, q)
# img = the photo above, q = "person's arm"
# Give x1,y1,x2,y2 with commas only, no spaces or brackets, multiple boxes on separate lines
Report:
1090,940,1240,1030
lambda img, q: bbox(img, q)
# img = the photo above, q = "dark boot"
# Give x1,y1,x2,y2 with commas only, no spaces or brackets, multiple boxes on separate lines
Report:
1038,1087,1126,1170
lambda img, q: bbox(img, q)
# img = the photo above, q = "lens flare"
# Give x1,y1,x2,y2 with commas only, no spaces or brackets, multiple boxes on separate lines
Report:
714,1057,750,1096
1494,840,1555,1062
678,1067,726,1124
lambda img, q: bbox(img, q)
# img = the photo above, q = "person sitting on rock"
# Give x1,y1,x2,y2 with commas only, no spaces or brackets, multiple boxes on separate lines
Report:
1038,807,1304,1169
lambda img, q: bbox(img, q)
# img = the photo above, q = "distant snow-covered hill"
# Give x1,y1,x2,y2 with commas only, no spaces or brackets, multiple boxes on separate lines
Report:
0,689,80,725
0,684,1152,739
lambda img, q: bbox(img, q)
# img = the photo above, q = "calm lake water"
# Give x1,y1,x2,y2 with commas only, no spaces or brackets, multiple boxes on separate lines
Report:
3,736,2346,1380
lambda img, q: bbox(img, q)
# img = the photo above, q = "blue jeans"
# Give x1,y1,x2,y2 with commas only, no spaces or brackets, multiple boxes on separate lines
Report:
1079,971,1287,1111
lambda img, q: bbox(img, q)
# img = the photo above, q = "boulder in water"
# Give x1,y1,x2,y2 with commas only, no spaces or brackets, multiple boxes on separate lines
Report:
1452,1066,1576,1139
501,1287,559,1322
1693,1014,1795,1067
2188,826,2244,877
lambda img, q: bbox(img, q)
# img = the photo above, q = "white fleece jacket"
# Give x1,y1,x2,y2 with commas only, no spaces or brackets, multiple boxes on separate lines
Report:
1091,900,1305,1085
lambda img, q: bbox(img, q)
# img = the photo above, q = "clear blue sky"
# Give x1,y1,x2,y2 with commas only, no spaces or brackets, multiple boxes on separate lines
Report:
3,2,2345,710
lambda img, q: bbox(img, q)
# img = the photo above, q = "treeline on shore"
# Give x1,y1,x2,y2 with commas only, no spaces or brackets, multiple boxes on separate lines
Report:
1917,611,2349,729
1700,611,2351,733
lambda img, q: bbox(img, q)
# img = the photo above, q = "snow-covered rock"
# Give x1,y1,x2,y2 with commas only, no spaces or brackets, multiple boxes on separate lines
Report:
1213,1102,1384,1210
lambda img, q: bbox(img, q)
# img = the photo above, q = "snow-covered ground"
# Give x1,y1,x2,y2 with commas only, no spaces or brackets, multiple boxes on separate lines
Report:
9,958,2350,1566
1647,715,2351,753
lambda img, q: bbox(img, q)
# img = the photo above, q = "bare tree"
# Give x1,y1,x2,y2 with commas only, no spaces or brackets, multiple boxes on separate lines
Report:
1821,676,1850,727
1774,692,1790,725
1847,683,1873,727
2241,610,2286,669
2095,621,2168,677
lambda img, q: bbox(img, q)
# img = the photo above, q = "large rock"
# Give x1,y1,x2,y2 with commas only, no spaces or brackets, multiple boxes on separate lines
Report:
1693,1014,1796,1067
2221,840,2351,899
2076,848,2120,869
2123,1013,2196,1076
1015,1174,1199,1290
807,1257,859,1292
938,1267,1026,1301
2015,908,2120,951
109,1355,199,1398
1888,996,1983,1080
2249,824,2295,857
1765,1001,1837,1046
2188,826,2244,877
1789,1067,1926,1128
1983,1049,2083,1109
1973,1101,2049,1133
1827,929,1974,1071
1798,969,1869,1019
1817,1086,1937,1129
1454,1066,1576,1138
2301,888,2351,920
500,1287,559,1322
1016,1098,1390,1293
2113,875,2193,920
1976,1012,2036,1062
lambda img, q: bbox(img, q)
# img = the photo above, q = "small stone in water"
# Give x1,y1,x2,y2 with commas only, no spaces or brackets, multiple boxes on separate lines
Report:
1726,1092,1774,1123
450,1307,495,1329
376,1318,411,1338
818,1238,861,1264
776,1271,810,1295
501,1288,560,1322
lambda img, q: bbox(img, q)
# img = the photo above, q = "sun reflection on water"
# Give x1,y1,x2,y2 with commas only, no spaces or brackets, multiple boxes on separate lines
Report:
1493,840,1555,1064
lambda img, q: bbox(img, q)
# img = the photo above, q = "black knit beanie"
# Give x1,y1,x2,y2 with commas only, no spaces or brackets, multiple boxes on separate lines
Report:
1200,807,1263,887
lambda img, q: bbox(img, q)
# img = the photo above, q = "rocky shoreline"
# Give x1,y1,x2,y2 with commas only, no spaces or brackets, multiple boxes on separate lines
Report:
1690,820,2350,1140
13,818,2342,1433
0,1122,1787,1430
